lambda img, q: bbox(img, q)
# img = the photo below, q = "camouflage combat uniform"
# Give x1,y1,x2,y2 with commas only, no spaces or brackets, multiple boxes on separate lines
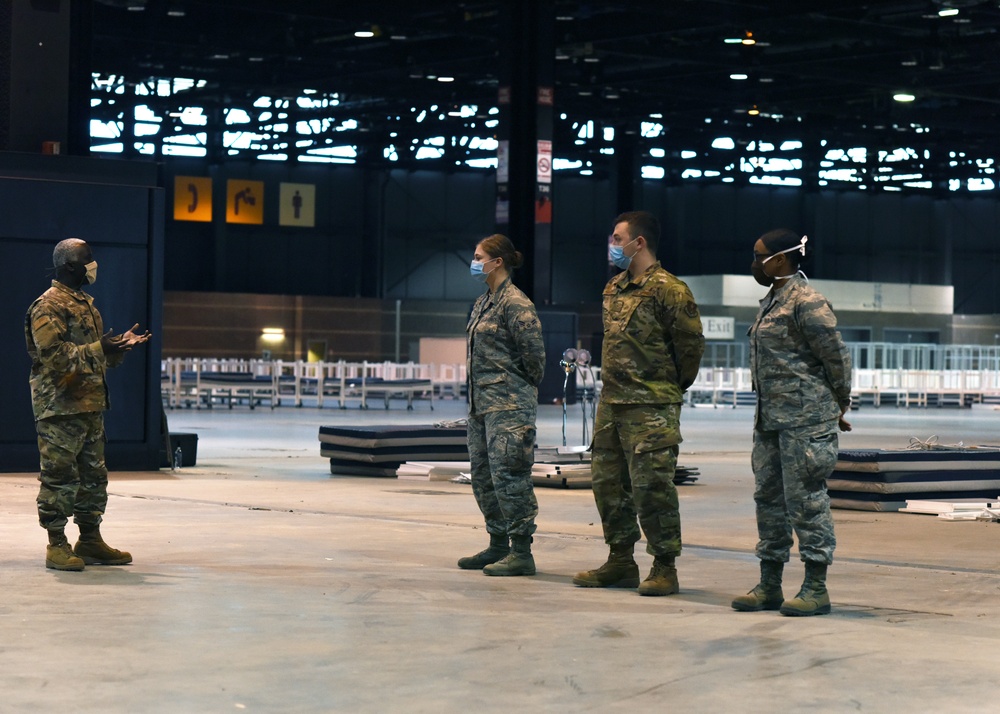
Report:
592,262,705,558
25,280,124,532
466,276,546,539
749,274,852,565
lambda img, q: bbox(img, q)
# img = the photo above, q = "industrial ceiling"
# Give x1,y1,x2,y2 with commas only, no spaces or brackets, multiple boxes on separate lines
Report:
88,0,1000,190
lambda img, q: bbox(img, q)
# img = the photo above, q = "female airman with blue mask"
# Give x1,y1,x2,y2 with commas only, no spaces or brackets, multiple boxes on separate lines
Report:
460,234,545,576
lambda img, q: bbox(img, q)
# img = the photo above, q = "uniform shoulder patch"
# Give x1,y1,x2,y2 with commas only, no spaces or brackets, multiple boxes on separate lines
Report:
684,301,699,318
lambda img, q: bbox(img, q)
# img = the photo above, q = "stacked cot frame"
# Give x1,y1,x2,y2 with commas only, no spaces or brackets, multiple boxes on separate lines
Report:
829,446,1000,511
318,424,469,477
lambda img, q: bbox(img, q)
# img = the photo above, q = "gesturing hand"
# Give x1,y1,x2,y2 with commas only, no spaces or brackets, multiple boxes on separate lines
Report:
120,323,152,347
100,324,152,355
100,328,127,355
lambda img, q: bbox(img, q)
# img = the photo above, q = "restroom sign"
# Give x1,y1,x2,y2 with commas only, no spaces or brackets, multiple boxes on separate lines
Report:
537,140,552,184
279,183,316,227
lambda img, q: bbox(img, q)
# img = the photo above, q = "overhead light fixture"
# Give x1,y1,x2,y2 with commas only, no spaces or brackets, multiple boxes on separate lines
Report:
742,31,756,46
126,1,145,11
354,30,375,38
261,328,285,343
724,37,742,44
748,105,760,116
437,76,455,83
938,7,959,17
893,93,916,102
730,73,748,80
901,56,918,67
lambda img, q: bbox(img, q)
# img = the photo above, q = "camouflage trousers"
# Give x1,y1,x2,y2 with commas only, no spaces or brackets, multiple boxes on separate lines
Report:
752,419,838,565
467,408,538,538
35,412,109,532
591,401,682,558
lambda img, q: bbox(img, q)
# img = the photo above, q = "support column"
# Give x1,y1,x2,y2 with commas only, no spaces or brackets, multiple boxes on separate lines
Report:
613,127,638,213
496,0,554,305
0,0,72,153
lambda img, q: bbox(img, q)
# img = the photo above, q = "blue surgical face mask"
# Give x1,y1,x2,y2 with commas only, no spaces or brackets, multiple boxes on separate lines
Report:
470,258,496,282
608,238,637,270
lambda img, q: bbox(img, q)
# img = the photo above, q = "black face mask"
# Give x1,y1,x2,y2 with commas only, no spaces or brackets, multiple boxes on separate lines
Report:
751,260,772,287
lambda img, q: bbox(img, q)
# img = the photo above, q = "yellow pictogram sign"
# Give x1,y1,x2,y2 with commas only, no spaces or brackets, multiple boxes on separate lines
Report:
226,180,264,224
173,176,213,222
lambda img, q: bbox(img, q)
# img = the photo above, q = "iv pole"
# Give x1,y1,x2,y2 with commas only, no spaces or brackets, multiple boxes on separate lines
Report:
559,348,577,446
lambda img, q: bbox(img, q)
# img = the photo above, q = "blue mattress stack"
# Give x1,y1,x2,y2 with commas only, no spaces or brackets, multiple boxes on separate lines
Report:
319,424,469,477
829,446,1000,511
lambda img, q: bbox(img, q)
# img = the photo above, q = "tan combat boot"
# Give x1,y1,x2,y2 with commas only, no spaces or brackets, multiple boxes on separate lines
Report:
637,556,679,596
74,524,132,566
780,561,831,616
732,560,784,611
46,530,85,571
572,544,640,588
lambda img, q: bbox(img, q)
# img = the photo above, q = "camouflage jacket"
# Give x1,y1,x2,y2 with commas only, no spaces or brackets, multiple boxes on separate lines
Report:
25,280,123,421
750,275,852,431
600,262,705,404
466,276,545,415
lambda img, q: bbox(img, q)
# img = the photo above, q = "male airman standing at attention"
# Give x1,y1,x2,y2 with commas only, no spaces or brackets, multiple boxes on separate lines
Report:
574,211,704,595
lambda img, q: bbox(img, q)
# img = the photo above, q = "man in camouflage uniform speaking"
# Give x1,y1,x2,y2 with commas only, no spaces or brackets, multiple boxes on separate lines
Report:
25,238,150,571
574,211,704,595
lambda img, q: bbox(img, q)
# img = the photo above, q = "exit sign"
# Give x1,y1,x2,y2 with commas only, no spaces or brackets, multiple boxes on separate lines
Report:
703,316,735,340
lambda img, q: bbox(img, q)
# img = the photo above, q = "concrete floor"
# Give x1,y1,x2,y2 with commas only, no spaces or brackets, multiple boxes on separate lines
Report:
2,397,999,713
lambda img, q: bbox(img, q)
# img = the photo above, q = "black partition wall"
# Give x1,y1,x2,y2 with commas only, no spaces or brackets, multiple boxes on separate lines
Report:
0,154,164,472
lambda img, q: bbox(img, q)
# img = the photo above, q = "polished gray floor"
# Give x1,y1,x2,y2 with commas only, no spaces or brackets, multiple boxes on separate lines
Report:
2,397,1000,713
